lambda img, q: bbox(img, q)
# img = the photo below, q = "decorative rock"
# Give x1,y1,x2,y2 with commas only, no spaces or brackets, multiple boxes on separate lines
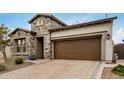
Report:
0,51,5,63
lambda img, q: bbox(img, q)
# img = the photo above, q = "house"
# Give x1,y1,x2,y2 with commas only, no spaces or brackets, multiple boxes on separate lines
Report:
9,13,117,62
114,43,124,59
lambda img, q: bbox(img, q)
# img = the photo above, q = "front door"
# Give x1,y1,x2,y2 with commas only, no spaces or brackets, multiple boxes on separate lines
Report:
36,37,44,59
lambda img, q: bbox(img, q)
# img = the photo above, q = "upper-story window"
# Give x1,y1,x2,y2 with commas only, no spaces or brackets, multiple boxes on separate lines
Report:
47,22,54,29
18,31,21,36
37,20,44,26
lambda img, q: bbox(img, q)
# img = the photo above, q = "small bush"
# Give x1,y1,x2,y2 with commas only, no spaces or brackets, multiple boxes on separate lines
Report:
0,64,6,71
15,57,23,64
112,64,124,76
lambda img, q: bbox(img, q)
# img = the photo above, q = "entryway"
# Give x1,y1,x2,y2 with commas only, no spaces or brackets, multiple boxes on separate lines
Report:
36,37,44,59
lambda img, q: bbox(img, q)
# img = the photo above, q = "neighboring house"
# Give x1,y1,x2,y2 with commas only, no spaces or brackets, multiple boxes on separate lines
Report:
9,13,117,62
114,43,124,59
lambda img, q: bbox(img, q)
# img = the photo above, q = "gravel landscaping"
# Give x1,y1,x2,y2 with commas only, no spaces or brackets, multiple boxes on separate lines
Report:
0,58,34,74
101,67,124,79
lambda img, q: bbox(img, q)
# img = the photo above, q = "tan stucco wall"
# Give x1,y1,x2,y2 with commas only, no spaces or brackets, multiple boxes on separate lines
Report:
106,22,113,61
51,22,112,38
51,22,113,61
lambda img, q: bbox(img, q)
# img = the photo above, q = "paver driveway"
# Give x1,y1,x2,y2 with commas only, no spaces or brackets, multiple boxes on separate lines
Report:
0,60,101,79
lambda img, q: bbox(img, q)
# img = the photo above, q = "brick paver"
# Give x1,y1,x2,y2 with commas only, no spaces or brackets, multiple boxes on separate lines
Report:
0,60,100,79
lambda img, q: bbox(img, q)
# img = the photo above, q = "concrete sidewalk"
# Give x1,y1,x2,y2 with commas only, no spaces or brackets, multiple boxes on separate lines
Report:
105,60,124,67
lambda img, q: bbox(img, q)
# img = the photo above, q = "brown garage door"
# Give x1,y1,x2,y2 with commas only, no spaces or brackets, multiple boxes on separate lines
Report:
54,36,101,61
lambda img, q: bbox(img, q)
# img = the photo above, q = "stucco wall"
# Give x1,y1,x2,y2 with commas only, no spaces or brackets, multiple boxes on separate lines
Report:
51,22,112,38
105,22,113,61
51,22,113,61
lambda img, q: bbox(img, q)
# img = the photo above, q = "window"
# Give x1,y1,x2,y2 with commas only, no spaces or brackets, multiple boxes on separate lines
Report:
18,31,21,36
17,46,20,52
37,20,40,26
22,39,26,52
47,22,54,29
37,20,44,26
17,40,21,52
15,38,26,53
40,20,44,25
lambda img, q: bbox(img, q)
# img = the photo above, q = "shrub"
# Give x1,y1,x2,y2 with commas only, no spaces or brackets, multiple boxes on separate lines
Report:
112,64,124,76
0,64,6,71
15,57,23,64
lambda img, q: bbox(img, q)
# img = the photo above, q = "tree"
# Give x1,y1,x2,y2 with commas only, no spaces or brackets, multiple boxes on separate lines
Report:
0,24,10,61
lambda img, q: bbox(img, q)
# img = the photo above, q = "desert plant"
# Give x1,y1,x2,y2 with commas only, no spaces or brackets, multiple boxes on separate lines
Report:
112,64,124,76
15,57,23,64
0,64,6,71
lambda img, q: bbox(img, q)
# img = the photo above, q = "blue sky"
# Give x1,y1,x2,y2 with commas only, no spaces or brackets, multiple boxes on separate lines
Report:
0,13,124,44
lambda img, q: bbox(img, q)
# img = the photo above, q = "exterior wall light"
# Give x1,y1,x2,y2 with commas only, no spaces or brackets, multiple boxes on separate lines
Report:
107,33,110,40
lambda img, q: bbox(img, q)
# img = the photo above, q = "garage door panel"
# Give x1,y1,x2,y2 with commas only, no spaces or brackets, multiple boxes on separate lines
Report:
54,37,101,60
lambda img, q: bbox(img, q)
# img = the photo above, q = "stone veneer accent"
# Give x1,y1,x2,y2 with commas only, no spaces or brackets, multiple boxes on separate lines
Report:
11,29,35,57
30,16,63,59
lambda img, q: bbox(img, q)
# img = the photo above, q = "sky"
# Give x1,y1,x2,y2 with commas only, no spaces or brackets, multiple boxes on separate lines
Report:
0,13,124,44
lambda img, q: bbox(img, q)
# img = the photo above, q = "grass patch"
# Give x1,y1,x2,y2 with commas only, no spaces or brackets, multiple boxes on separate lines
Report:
112,64,124,76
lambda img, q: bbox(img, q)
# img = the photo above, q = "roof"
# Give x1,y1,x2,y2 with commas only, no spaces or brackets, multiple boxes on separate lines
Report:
49,16,117,32
28,13,67,26
9,27,36,36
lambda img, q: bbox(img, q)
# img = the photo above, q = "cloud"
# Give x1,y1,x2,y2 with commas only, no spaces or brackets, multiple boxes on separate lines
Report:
113,28,124,44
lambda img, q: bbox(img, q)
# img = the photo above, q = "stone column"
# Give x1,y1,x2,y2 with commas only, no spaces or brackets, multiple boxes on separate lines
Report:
44,34,51,59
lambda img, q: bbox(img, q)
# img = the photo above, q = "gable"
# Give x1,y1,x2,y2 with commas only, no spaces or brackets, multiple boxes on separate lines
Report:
30,15,65,34
11,29,28,39
28,14,67,26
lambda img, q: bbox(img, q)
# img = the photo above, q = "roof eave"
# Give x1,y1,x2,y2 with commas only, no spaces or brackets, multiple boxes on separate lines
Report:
10,27,32,36
49,16,117,32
